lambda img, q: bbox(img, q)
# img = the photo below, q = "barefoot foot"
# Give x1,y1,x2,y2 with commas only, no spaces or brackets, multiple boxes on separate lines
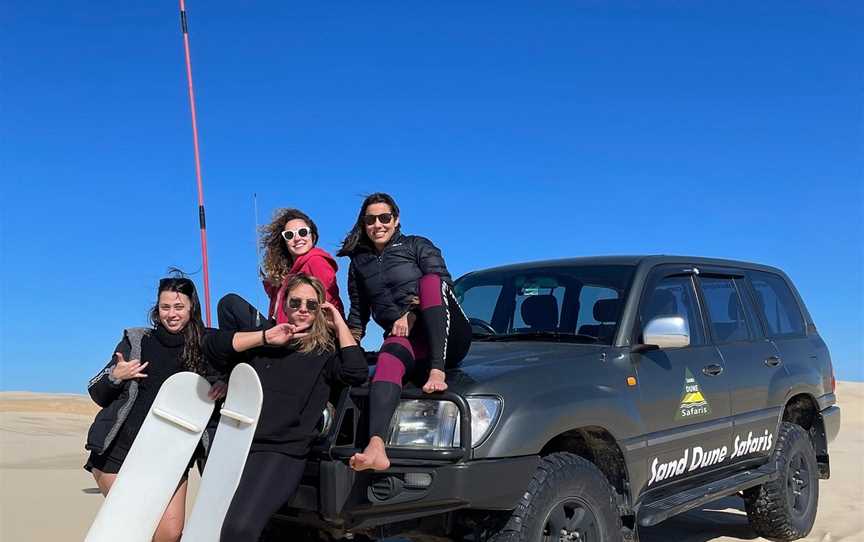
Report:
422,369,448,393
350,436,391,472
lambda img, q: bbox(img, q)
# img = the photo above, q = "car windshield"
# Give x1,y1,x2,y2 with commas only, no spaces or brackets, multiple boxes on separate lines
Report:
454,264,636,345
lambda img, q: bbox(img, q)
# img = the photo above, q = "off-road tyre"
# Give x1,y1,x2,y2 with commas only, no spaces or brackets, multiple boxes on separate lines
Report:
744,421,819,541
489,452,623,542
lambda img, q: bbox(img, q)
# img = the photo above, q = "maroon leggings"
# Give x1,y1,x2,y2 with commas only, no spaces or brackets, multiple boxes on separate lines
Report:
368,274,471,439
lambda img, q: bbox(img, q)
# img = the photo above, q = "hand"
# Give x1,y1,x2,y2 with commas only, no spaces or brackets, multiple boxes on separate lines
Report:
110,352,148,381
391,312,415,337
208,380,228,401
265,323,311,346
320,302,346,331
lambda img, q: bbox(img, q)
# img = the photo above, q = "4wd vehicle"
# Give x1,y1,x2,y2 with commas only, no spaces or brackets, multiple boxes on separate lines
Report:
265,256,840,542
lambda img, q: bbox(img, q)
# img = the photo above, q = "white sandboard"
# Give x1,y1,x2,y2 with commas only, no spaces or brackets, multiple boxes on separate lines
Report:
183,363,263,542
85,372,214,542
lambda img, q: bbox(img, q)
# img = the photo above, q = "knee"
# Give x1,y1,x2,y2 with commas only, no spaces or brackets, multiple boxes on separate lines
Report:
418,274,441,289
218,293,243,313
373,349,408,384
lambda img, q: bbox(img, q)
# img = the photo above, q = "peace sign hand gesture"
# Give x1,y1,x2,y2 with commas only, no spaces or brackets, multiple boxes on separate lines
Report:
110,352,149,381
264,323,311,346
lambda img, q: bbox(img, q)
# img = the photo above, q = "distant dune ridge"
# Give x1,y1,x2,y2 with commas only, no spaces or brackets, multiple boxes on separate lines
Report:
1,383,861,541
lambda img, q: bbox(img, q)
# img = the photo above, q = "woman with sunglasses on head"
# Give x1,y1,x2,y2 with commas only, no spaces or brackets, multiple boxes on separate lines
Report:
85,275,225,542
337,192,472,472
204,274,368,542
218,208,344,334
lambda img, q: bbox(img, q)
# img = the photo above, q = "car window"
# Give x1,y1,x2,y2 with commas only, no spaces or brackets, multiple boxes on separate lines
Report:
513,286,565,330
460,285,502,325
748,271,806,337
639,275,705,346
698,277,750,343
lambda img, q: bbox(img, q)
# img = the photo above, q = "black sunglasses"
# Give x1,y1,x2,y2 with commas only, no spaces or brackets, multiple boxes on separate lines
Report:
363,213,394,226
287,297,320,311
281,228,310,241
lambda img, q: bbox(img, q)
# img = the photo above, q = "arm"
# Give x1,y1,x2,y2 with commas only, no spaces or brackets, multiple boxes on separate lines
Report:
346,261,371,339
203,324,309,372
414,236,453,283
87,337,130,407
323,303,370,386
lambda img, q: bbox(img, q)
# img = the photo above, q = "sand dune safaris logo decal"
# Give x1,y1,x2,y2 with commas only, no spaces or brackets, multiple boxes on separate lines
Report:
675,368,711,420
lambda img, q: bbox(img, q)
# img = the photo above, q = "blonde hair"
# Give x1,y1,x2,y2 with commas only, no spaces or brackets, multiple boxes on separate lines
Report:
282,274,335,354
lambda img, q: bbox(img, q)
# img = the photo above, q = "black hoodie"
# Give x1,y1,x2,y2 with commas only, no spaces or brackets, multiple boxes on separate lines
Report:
203,331,368,455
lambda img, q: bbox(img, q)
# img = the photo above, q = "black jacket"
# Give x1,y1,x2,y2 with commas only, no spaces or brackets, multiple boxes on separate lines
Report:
203,331,369,456
346,233,452,334
86,327,220,457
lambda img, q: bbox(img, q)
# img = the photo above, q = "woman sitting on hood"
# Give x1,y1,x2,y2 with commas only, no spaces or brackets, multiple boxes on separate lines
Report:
218,208,344,332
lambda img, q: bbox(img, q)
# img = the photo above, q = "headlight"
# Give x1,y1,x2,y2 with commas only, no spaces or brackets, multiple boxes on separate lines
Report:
385,396,502,449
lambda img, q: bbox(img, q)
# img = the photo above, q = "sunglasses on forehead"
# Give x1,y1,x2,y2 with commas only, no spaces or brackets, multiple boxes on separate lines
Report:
363,213,394,226
281,228,310,241
159,277,193,287
287,297,320,311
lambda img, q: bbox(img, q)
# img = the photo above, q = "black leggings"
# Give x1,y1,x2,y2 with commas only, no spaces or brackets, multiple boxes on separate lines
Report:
220,452,307,542
218,293,268,333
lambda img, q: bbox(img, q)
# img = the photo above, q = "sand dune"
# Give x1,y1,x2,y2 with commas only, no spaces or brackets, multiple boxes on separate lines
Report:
1,384,861,541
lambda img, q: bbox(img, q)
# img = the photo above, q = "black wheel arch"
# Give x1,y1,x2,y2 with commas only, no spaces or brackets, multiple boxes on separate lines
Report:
781,393,830,478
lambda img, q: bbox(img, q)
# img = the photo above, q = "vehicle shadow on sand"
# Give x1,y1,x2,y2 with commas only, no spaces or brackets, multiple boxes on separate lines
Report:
638,496,761,542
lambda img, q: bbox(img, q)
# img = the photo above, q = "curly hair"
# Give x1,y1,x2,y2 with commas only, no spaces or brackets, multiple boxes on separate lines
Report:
282,274,336,354
260,208,319,283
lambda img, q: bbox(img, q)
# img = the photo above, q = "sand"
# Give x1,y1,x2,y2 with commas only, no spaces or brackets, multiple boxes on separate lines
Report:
1,384,861,542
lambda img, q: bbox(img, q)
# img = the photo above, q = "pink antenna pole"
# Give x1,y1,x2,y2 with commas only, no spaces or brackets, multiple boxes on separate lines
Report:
179,0,212,326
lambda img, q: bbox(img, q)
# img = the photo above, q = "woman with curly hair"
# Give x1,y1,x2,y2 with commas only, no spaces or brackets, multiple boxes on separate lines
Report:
218,208,344,333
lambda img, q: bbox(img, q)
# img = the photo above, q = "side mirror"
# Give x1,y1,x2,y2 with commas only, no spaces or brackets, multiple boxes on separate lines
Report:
642,316,690,349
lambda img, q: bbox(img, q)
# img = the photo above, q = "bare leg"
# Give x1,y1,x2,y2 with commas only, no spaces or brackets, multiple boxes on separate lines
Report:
349,436,391,472
92,468,116,496
92,468,187,542
153,480,187,542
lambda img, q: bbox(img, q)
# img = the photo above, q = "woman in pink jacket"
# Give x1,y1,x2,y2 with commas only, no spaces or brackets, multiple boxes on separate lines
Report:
218,208,344,333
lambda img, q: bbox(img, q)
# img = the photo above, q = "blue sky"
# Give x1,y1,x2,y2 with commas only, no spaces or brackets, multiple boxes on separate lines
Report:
1,1,862,392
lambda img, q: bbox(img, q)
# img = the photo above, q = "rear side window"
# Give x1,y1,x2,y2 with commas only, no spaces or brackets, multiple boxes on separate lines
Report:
698,277,750,343
748,271,806,337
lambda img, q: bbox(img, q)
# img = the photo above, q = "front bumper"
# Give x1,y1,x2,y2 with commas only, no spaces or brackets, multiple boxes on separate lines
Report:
276,455,539,531
272,387,538,531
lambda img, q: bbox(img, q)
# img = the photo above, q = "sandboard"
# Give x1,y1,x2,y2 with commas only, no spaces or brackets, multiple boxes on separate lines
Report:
84,372,215,542
183,363,263,541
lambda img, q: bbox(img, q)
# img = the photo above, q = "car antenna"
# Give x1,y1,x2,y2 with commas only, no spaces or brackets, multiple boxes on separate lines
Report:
178,0,212,325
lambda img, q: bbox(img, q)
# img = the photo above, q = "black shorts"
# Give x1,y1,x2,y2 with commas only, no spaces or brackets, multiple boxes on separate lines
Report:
84,430,198,475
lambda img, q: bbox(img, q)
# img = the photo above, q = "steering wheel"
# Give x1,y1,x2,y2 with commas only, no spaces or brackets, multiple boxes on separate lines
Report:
469,317,497,336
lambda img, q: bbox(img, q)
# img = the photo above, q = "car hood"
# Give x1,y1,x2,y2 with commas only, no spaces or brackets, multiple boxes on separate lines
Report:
445,341,606,391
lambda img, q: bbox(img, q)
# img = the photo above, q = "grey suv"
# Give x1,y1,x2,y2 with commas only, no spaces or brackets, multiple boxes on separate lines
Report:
266,256,840,542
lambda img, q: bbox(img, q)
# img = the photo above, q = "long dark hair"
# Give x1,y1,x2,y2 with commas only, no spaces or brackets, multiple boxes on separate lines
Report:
149,271,206,375
337,193,401,257
261,208,319,283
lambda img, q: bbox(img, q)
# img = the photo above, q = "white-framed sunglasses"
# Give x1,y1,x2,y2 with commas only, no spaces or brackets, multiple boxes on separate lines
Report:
282,228,311,241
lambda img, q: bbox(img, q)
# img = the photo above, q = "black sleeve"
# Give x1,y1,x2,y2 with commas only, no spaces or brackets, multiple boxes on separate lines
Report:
200,328,228,383
346,261,371,336
414,236,452,284
87,336,129,407
327,345,369,387
202,329,241,374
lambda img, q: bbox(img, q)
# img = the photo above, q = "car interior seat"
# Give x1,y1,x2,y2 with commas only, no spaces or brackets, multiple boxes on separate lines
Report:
519,295,559,332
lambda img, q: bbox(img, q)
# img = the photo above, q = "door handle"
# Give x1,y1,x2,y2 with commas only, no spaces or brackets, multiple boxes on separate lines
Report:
702,364,724,377
765,356,783,368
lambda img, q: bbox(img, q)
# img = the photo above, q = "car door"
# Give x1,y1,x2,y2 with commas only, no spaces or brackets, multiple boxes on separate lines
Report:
630,266,732,494
694,271,781,465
